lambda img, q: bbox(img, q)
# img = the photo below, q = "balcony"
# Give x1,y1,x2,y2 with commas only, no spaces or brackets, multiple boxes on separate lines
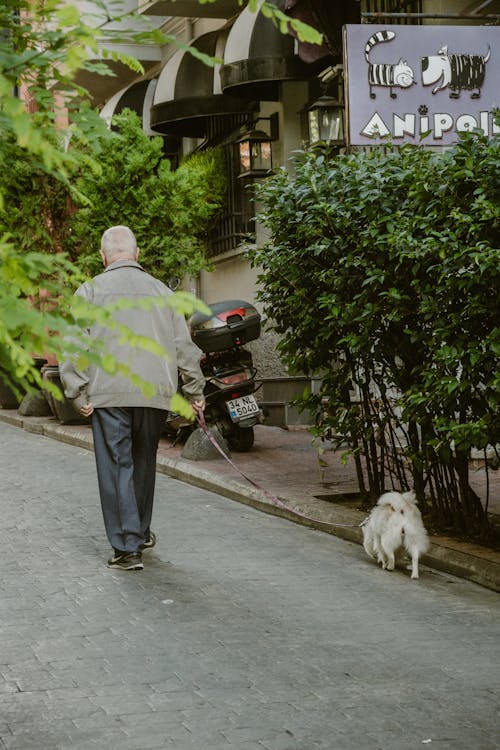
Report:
69,0,163,105
73,43,161,106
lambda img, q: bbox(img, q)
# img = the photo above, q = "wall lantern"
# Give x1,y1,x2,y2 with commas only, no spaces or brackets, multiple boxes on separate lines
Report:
302,96,345,146
236,113,279,179
237,129,273,178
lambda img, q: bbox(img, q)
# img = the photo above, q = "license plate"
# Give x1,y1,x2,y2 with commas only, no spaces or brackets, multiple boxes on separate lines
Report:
226,394,259,422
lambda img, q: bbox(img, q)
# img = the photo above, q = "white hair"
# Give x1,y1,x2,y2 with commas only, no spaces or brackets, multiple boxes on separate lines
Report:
100,225,137,261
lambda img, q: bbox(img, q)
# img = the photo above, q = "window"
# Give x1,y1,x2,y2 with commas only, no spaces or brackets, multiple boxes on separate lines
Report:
206,141,256,257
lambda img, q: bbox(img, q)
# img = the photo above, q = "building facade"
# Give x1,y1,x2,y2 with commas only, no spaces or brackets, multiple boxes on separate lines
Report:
74,0,499,419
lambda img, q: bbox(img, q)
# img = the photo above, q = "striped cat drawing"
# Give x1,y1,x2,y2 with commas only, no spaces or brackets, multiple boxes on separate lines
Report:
421,45,491,98
365,30,416,99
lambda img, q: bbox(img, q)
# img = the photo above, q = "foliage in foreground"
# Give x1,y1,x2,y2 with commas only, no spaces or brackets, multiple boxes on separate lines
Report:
0,0,319,395
0,0,220,398
250,133,500,538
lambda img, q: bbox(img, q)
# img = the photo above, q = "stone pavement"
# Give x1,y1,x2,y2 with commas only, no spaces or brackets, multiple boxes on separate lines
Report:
0,410,499,593
0,419,499,750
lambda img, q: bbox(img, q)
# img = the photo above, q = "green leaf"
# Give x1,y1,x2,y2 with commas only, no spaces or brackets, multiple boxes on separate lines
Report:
170,392,196,421
102,49,144,75
173,40,221,68
55,4,81,27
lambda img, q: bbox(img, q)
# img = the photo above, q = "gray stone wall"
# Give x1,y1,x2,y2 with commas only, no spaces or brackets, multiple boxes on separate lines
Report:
246,327,288,379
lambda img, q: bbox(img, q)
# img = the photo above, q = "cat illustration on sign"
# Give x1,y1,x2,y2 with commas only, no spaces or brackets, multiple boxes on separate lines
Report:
365,30,416,99
421,45,491,98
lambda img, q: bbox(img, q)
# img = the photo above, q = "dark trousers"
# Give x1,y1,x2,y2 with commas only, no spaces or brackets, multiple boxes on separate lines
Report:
91,407,166,553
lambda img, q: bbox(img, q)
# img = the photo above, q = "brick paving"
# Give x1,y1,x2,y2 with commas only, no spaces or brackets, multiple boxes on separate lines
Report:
1,411,499,592
0,419,499,750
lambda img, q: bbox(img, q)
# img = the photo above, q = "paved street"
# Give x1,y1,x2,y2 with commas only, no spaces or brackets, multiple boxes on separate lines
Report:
0,421,499,750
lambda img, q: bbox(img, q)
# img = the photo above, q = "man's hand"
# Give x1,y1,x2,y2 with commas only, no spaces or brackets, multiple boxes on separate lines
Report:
192,399,206,414
80,403,94,417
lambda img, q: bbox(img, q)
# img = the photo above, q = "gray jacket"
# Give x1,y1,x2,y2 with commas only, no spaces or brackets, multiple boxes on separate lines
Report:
60,260,205,412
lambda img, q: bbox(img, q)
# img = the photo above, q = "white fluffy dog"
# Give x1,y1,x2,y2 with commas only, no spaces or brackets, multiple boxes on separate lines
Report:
362,490,429,579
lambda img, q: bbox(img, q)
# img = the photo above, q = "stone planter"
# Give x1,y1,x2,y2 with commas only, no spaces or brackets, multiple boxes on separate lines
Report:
0,356,50,410
16,357,53,416
0,377,22,409
41,365,89,425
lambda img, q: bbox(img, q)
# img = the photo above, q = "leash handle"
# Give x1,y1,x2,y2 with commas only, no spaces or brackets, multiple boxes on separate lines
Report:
195,410,363,530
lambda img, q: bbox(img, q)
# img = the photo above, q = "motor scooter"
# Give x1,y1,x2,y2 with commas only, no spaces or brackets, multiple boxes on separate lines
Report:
165,300,262,452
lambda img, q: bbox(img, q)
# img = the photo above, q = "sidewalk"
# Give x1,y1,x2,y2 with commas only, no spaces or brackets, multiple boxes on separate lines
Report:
1,409,499,593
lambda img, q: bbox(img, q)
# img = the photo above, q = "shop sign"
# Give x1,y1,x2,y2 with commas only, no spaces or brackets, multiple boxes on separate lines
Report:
344,24,499,146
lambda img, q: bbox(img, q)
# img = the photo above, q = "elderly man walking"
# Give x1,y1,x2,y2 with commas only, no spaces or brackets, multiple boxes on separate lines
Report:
60,225,205,570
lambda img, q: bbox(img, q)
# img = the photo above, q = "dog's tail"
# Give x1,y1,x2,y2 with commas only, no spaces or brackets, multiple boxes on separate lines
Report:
362,524,377,558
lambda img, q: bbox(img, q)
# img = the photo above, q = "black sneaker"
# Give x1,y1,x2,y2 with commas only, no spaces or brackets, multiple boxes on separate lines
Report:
107,552,144,571
140,531,156,552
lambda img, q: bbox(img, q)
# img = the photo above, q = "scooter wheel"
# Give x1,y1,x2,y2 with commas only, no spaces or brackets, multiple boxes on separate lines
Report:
228,426,254,452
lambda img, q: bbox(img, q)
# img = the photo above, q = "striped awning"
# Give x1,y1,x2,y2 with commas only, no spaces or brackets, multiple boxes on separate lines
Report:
150,29,257,138
100,78,158,135
220,5,313,101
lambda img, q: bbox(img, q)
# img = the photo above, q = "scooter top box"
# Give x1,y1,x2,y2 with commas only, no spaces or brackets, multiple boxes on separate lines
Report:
189,300,261,353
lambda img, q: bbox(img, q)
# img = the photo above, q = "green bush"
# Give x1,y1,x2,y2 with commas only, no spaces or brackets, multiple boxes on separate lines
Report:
0,131,76,256
250,133,499,538
68,109,226,283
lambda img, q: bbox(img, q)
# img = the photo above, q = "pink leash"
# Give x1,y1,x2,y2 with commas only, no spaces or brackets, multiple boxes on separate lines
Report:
195,410,365,530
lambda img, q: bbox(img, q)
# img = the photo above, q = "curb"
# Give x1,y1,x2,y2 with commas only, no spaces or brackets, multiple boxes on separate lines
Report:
1,411,499,593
